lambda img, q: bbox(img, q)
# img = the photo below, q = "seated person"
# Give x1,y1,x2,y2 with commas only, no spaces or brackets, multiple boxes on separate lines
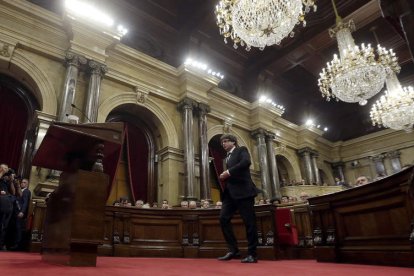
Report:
142,202,150,208
135,200,144,208
299,192,309,202
161,199,169,209
201,200,210,209
215,201,222,209
281,196,289,204
119,197,130,207
188,200,197,209
355,176,370,186
180,200,189,208
152,202,158,208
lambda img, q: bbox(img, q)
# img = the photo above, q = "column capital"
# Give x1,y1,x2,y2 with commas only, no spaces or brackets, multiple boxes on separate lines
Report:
331,161,345,168
297,147,312,156
88,60,108,76
251,128,267,139
177,97,197,112
387,150,401,159
370,154,386,162
197,103,211,116
265,131,276,141
310,150,319,158
65,51,87,67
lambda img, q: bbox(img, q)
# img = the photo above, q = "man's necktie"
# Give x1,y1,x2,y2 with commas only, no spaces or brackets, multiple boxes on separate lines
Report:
226,152,231,164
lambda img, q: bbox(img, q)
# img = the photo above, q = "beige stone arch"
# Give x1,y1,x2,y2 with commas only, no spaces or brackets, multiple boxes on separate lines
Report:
98,92,179,148
3,50,58,115
275,150,302,182
317,161,335,185
207,125,249,148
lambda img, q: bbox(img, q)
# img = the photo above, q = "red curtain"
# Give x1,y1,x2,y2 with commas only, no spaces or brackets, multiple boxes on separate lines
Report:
0,85,28,170
209,145,226,191
125,123,149,202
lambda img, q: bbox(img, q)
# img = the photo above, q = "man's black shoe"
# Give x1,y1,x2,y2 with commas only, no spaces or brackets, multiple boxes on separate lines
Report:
217,251,241,261
241,255,258,263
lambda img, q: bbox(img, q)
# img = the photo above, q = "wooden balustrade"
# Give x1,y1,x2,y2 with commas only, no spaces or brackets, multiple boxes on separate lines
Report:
308,167,414,267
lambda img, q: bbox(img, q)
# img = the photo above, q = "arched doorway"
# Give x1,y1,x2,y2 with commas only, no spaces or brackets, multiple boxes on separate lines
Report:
106,104,158,205
276,155,295,186
208,134,226,203
0,74,39,177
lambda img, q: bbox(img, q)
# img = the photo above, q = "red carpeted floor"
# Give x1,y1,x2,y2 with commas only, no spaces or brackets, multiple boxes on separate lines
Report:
1,252,413,276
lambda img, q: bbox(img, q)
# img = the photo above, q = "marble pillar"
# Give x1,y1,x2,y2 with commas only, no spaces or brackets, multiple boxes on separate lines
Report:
311,151,321,185
265,131,281,199
387,150,402,173
371,154,387,177
197,103,211,201
84,60,107,123
332,162,346,182
177,98,197,200
57,52,86,122
252,128,271,199
297,147,314,184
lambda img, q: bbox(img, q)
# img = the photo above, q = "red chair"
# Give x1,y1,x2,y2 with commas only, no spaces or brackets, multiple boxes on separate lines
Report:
275,208,299,245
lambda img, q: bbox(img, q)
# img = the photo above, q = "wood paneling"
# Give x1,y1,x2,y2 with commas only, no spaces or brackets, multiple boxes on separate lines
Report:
308,167,414,267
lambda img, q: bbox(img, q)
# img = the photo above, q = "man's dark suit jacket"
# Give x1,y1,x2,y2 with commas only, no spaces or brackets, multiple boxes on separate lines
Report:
225,146,257,199
17,189,31,218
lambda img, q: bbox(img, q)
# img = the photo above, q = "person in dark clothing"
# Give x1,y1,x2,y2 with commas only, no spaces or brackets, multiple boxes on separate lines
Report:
0,165,15,250
217,134,258,263
11,178,31,250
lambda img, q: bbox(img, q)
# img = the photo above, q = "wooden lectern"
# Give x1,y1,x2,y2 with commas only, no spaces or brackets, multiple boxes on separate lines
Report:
32,122,124,266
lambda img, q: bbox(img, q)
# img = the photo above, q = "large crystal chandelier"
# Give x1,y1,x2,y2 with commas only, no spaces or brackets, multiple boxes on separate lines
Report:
318,2,399,106
215,0,317,51
370,72,414,132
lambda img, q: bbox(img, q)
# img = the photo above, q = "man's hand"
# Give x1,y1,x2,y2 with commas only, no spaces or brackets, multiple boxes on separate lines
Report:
0,190,5,195
219,170,230,180
17,212,24,218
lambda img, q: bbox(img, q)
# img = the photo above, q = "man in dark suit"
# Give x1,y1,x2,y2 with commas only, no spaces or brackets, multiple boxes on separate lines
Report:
11,178,31,250
217,134,258,263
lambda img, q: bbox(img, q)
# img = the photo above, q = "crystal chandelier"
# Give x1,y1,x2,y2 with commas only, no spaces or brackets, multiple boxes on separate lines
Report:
318,2,399,106
215,0,317,51
370,72,414,132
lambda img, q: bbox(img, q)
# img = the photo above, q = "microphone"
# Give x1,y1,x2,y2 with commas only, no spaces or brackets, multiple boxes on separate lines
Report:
70,103,92,123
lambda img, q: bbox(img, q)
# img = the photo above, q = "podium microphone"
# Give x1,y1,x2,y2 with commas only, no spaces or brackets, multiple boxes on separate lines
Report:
71,103,92,123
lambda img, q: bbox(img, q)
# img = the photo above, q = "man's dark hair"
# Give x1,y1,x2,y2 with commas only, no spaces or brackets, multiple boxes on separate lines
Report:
220,134,238,146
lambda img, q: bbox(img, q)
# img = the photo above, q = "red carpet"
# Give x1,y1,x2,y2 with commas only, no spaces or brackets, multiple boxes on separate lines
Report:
1,252,413,276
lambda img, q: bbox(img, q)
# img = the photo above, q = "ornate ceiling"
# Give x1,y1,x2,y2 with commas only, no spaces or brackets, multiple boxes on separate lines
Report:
31,0,414,141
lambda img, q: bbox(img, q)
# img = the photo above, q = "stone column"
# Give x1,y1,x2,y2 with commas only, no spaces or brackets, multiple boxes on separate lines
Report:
197,103,211,201
252,128,271,199
84,60,107,123
371,154,387,177
297,147,314,184
310,151,321,185
58,52,86,122
332,162,346,182
387,150,402,173
177,98,197,200
265,131,281,199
